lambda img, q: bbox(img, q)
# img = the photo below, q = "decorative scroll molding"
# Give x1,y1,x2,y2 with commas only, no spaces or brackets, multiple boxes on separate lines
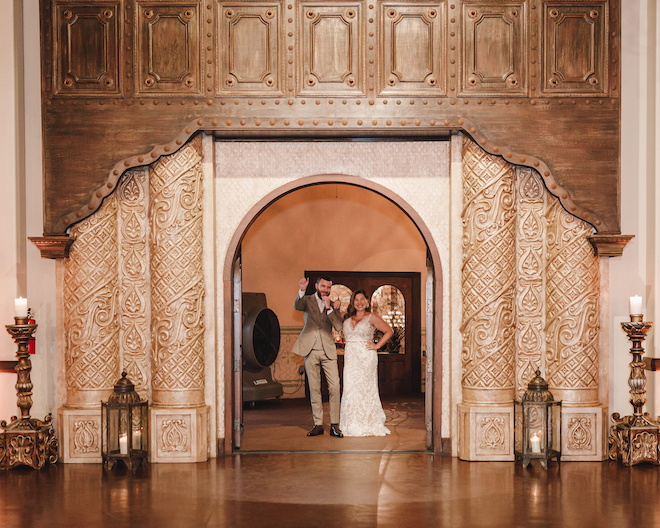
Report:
461,138,516,400
149,136,205,404
514,168,546,397
63,193,119,405
545,198,600,403
28,236,74,259
118,171,151,398
588,234,634,257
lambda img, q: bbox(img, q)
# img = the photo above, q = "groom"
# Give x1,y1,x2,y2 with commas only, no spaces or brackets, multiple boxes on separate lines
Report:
293,276,344,438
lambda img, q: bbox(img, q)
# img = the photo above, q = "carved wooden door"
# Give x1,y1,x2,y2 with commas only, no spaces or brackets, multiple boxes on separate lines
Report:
305,271,422,396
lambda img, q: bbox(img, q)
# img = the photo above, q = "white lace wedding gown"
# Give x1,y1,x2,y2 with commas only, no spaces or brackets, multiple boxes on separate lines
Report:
339,314,391,437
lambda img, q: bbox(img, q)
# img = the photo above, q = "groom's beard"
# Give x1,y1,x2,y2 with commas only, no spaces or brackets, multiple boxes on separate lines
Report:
317,291,323,300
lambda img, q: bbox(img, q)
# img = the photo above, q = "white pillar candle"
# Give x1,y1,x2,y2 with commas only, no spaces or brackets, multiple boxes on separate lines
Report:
14,297,27,318
119,433,128,455
132,431,142,450
630,295,643,315
530,433,541,454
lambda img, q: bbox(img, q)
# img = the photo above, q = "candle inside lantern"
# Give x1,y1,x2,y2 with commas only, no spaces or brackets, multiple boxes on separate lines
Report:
530,433,541,454
14,297,27,318
132,430,142,450
119,433,128,455
630,296,643,315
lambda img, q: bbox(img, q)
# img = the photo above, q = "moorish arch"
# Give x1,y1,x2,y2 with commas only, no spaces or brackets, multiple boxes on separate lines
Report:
55,133,606,462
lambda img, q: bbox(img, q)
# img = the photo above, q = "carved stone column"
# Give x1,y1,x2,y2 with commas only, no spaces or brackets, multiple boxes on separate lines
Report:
58,194,119,463
514,168,546,397
149,136,209,462
546,199,606,460
117,170,151,400
458,138,516,461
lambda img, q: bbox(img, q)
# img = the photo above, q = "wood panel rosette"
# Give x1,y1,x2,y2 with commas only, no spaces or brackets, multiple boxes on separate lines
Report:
135,2,203,96
460,2,527,96
53,1,121,96
298,2,364,96
379,2,446,96
541,1,609,96
218,2,283,95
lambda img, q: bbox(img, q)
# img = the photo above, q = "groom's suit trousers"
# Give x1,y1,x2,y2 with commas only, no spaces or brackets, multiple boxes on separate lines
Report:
304,346,341,425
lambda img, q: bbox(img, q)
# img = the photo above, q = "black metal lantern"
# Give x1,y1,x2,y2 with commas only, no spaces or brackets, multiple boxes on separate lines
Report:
101,372,148,470
514,370,561,469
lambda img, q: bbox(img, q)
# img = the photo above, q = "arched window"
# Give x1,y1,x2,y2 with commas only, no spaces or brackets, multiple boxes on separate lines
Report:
370,285,405,354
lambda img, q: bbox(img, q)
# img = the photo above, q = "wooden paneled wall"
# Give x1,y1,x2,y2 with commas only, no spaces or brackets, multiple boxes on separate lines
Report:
38,1,623,246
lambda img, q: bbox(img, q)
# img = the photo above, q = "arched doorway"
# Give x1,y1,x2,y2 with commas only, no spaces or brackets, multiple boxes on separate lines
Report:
222,175,444,454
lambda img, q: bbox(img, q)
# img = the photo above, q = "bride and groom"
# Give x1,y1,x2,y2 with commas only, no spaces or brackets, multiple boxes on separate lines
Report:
293,276,394,437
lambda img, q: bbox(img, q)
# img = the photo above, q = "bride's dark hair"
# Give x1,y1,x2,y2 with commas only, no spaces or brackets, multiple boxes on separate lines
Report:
345,289,370,319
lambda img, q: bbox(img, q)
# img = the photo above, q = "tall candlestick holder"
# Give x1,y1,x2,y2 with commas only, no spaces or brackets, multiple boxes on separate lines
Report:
609,314,660,466
0,317,58,470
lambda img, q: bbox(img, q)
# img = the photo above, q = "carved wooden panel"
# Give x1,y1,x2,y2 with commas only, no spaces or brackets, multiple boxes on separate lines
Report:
461,2,526,96
53,2,120,95
135,2,203,95
542,2,608,96
380,2,446,96
218,2,282,95
299,2,364,95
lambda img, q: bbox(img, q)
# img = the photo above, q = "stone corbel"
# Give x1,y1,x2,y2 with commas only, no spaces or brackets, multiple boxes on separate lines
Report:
588,234,634,258
29,236,74,259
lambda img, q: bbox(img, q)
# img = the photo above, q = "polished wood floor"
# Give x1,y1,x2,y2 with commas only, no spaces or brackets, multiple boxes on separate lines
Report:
240,394,427,452
2,453,660,527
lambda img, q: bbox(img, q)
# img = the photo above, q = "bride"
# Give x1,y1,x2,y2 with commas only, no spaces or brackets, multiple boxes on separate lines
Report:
339,290,394,437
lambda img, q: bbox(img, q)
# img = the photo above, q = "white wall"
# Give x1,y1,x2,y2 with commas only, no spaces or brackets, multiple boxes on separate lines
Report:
0,1,58,424
612,1,660,418
0,1,23,421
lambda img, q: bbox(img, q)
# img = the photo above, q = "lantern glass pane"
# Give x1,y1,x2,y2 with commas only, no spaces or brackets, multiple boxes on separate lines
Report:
549,403,561,452
525,403,547,454
108,407,120,453
514,401,523,454
131,405,144,451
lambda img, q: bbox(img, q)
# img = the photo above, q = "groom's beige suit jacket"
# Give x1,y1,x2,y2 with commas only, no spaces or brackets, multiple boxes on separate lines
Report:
292,294,343,359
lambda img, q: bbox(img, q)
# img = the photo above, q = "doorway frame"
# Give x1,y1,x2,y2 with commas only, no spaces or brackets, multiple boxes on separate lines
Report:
222,174,444,455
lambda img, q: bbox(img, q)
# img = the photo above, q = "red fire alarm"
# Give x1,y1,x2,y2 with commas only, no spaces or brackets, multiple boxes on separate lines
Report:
28,308,36,354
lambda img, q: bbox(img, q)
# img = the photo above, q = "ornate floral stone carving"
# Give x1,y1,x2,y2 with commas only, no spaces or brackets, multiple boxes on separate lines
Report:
515,168,546,397
73,420,100,454
479,416,506,449
64,193,119,404
567,416,592,451
118,170,151,398
161,419,189,452
149,136,205,405
461,138,516,401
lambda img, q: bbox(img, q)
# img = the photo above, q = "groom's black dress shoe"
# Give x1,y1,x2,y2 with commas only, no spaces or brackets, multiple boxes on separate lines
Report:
307,425,324,436
330,425,343,438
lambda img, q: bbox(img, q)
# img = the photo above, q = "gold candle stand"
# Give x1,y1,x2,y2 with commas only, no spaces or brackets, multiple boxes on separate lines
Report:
609,314,659,466
0,317,58,470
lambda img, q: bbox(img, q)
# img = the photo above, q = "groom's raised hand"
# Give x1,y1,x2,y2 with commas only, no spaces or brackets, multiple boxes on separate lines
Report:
298,277,309,291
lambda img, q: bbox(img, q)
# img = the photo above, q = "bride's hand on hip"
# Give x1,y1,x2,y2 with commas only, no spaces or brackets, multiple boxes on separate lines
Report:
366,342,377,350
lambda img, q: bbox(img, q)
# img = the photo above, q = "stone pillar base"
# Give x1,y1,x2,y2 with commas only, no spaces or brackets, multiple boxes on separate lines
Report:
561,405,608,461
150,405,209,463
57,407,103,463
458,403,514,461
